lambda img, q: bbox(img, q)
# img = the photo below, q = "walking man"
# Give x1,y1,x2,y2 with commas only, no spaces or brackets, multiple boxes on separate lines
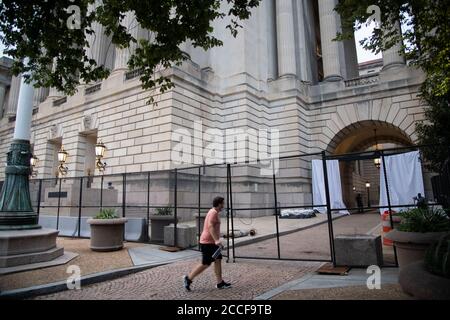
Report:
183,196,231,291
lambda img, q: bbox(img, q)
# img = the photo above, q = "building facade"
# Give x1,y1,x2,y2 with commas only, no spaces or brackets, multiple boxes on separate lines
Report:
0,0,427,217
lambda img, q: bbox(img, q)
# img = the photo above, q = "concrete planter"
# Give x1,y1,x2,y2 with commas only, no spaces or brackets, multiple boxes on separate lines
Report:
164,224,197,248
399,261,450,300
385,229,448,270
87,218,128,252
334,234,383,267
149,215,177,243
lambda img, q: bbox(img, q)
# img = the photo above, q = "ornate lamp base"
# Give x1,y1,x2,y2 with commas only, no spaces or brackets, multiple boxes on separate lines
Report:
0,139,40,230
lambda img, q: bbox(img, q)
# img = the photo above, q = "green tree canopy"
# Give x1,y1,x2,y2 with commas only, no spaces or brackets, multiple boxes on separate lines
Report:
336,0,450,170
0,0,260,98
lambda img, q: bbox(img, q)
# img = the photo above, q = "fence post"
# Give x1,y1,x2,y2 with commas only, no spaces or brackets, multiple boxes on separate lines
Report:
122,173,126,218
321,151,336,266
56,177,62,230
272,159,281,259
226,164,231,262
174,168,178,248
228,164,235,262
122,173,126,241
77,177,83,238
147,171,150,242
381,151,399,267
198,166,201,251
36,179,42,219
100,175,104,210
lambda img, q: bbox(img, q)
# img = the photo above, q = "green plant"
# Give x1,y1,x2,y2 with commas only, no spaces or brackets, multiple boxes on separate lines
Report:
0,1,260,103
425,234,450,279
94,208,118,219
155,207,172,216
398,208,450,233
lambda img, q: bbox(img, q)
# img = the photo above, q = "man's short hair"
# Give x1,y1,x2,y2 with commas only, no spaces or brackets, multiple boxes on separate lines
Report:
213,196,225,207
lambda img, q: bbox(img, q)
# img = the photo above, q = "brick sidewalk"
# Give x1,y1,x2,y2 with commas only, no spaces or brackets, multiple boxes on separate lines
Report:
33,258,321,300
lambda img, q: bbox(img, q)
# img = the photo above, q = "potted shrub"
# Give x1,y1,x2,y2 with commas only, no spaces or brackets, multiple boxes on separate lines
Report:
385,207,450,269
399,234,450,299
149,207,177,243
87,208,128,252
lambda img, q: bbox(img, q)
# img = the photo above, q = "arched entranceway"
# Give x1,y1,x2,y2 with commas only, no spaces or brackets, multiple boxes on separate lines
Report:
327,120,414,209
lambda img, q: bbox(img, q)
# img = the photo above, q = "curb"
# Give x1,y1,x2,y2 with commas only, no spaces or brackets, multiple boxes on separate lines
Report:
0,261,168,300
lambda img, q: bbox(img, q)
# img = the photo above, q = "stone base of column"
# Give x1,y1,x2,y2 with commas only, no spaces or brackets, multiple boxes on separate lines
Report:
323,74,344,82
0,139,40,230
0,212,40,230
0,228,63,268
381,62,406,72
278,73,297,79
111,67,128,75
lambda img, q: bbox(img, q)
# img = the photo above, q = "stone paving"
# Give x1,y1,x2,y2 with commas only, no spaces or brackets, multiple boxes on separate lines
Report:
235,213,382,261
255,267,402,300
33,258,321,300
0,238,143,292
271,284,412,300
183,212,346,246
27,212,386,300
31,213,385,300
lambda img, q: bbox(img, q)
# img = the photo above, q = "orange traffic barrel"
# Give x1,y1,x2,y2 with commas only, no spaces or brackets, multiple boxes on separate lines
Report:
381,211,397,246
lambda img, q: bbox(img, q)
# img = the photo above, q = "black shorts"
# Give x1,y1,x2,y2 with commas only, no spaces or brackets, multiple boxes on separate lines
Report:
200,243,222,265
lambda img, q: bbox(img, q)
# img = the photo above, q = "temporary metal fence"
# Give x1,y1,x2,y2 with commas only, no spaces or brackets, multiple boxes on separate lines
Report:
23,144,447,267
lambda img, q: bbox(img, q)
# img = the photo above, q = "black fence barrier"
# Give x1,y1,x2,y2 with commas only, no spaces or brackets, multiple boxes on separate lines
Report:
24,144,447,266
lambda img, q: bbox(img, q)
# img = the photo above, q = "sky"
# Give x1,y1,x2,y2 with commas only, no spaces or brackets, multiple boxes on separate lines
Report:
0,24,380,64
354,22,382,62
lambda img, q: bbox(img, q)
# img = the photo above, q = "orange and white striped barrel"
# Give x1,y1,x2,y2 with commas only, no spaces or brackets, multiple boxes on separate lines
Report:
381,211,394,246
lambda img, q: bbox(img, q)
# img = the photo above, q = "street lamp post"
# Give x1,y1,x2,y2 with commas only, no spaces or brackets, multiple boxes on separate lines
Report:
0,72,40,230
366,181,371,208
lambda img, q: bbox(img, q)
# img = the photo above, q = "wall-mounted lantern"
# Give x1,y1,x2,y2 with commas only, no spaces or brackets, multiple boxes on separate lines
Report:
57,146,68,176
95,140,107,172
365,181,371,207
30,154,39,177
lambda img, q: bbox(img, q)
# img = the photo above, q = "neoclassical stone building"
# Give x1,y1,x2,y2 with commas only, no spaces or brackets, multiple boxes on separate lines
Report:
0,0,427,216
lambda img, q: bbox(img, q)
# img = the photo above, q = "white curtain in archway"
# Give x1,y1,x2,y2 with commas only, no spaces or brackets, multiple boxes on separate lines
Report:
379,151,425,214
312,160,349,214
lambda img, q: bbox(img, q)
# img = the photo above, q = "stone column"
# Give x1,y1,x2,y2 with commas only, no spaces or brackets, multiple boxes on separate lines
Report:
343,31,359,79
45,59,64,99
48,87,64,99
179,41,193,60
382,21,406,70
296,0,319,83
276,0,297,77
5,74,21,116
114,12,141,70
318,0,343,81
32,87,49,107
0,82,6,118
266,0,278,81
86,1,112,69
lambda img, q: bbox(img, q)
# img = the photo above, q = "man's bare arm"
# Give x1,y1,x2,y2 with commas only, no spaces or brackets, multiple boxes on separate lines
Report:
208,222,221,244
